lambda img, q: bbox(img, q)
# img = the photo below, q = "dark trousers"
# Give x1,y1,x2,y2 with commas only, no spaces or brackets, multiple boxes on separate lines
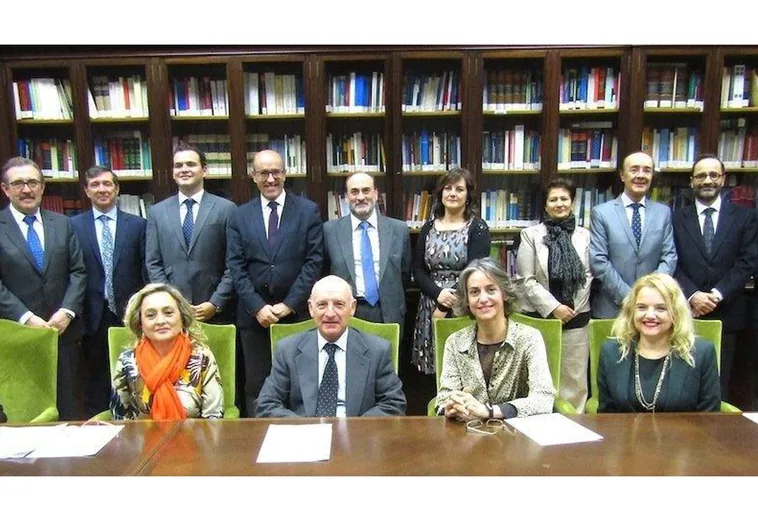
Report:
57,336,82,421
720,331,738,403
80,302,122,419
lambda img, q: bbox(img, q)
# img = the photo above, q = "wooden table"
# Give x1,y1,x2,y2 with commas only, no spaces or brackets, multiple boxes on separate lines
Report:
136,413,758,476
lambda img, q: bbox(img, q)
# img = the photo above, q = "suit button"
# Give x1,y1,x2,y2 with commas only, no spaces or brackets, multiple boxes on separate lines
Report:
270,265,274,269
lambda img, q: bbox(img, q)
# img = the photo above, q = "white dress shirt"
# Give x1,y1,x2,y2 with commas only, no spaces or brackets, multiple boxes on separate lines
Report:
178,189,205,226
621,192,646,230
351,211,380,299
261,190,286,236
93,205,118,296
317,328,348,418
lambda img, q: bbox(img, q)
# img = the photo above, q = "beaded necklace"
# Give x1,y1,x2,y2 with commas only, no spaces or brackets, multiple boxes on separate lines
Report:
634,352,670,412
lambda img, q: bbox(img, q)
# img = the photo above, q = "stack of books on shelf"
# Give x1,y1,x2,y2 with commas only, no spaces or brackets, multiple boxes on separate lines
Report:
173,134,230,177
245,72,304,116
644,63,704,110
119,193,155,219
572,184,613,228
170,76,228,117
480,188,540,228
559,66,620,110
557,122,618,170
402,71,461,112
94,132,152,177
12,78,73,120
326,72,384,114
719,118,758,169
326,132,385,173
246,133,306,175
88,75,149,118
720,65,758,109
41,196,83,216
482,127,541,171
641,127,698,170
17,138,78,178
326,190,387,220
401,130,461,172
404,188,435,229
483,68,543,112
490,238,518,277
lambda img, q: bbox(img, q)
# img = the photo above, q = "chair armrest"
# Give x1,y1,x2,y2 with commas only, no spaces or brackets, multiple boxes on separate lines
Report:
720,401,741,413
30,406,59,423
584,397,599,414
224,406,240,419
90,410,113,421
427,398,438,417
554,397,577,415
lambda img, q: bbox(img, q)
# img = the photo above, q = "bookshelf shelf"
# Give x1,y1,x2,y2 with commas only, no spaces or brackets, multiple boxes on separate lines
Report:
117,175,153,182
282,173,307,178
483,110,542,116
326,112,385,119
403,171,449,177
720,107,758,114
723,167,758,173
402,111,462,118
16,119,75,125
90,117,150,124
204,175,232,180
246,113,305,120
170,115,229,121
482,170,541,176
327,172,385,178
557,168,617,174
656,167,694,173
642,107,704,114
43,177,79,183
558,108,619,115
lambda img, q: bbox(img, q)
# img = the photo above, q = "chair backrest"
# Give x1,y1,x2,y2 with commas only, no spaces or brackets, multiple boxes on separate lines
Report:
433,316,474,391
269,317,400,374
0,319,59,423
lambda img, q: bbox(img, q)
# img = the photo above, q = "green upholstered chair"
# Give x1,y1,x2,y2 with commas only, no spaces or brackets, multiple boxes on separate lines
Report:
0,319,59,423
269,317,400,375
586,318,739,413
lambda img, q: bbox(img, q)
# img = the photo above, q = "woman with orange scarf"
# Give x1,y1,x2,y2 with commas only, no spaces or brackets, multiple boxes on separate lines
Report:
110,284,224,420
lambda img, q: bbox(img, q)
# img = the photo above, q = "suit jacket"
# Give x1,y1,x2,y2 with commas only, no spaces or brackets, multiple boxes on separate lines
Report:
145,192,236,310
227,194,323,328
323,213,411,325
598,338,720,412
589,195,677,318
71,208,147,335
516,222,592,317
256,327,406,417
0,207,86,339
673,201,758,332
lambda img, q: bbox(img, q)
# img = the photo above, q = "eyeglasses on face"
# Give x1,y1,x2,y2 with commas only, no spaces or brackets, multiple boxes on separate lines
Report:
692,171,723,182
6,179,43,191
254,169,284,180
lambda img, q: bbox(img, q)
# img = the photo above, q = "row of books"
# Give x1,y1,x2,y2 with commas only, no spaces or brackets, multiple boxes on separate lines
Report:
401,131,461,172
173,134,231,176
41,196,84,216
483,69,544,112
244,72,305,116
572,185,614,228
559,66,620,110
718,119,758,168
87,75,149,118
401,71,462,113
326,72,385,114
246,134,307,175
13,79,74,120
169,77,229,117
119,193,155,219
17,138,78,178
644,63,704,110
557,125,619,170
325,133,386,173
325,190,388,221
479,188,542,228
641,127,699,170
490,240,517,277
94,132,152,177
720,65,758,109
482,127,541,171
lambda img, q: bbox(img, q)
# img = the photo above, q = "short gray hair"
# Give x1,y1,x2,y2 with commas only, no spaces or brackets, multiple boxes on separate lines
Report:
453,257,518,318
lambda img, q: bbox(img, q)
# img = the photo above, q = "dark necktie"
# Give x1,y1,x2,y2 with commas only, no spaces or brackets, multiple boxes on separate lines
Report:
703,207,715,256
99,215,117,314
268,201,279,243
315,343,339,417
23,215,44,271
630,203,642,247
182,198,195,248
359,220,380,306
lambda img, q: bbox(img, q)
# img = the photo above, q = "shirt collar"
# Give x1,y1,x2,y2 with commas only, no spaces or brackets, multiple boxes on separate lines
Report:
350,210,379,231
317,327,349,354
621,192,646,208
264,190,287,209
178,189,204,205
9,204,40,224
695,195,722,215
92,205,118,221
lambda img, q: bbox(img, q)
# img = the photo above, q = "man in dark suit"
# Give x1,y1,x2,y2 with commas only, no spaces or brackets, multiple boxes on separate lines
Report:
0,157,86,420
323,172,411,332
71,166,147,417
673,154,758,401
256,275,406,417
227,149,323,416
146,143,236,324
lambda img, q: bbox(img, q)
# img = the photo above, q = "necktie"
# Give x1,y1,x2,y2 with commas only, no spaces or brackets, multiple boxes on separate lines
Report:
703,207,715,256
23,215,44,271
315,343,339,417
630,203,642,247
182,198,195,248
267,201,279,243
359,220,379,306
99,215,117,314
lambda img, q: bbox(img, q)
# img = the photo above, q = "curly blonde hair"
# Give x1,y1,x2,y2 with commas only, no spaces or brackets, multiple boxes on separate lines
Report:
611,273,695,366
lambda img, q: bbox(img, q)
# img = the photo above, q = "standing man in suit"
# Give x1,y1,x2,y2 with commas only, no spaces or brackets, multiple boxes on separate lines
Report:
673,154,758,401
228,149,323,416
146,143,236,324
71,166,147,417
589,151,677,318
256,275,406,418
323,172,411,332
0,157,86,420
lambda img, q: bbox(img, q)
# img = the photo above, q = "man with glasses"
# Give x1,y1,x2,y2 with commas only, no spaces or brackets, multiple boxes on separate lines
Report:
0,157,86,420
589,151,677,318
227,149,323,416
673,154,758,401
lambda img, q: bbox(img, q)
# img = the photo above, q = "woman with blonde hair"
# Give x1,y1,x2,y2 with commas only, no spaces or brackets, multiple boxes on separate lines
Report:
598,273,720,412
110,283,224,420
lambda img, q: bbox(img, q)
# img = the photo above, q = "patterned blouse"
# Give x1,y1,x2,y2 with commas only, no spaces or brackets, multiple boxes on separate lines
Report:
110,344,224,420
435,321,555,417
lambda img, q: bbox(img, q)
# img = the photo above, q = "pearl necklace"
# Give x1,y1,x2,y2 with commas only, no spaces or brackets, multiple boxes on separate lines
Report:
634,352,670,412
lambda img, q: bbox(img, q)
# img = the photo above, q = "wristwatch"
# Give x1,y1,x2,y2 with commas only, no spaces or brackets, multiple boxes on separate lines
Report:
484,402,494,419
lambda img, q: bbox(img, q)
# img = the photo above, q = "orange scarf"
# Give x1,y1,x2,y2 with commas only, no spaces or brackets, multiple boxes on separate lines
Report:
135,332,192,421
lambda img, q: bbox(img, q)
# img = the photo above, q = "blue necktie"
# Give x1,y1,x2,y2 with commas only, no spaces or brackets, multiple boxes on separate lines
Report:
99,215,117,314
182,198,195,248
316,343,339,417
23,215,44,271
267,201,279,243
630,203,642,247
703,207,715,256
360,220,379,306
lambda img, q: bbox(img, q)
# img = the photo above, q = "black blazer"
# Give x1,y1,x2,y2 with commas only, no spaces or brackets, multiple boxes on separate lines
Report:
598,338,721,413
227,193,324,329
70,209,147,335
673,200,758,332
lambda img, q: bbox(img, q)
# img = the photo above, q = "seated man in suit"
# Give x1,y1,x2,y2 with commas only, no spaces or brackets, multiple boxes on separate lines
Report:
256,275,406,418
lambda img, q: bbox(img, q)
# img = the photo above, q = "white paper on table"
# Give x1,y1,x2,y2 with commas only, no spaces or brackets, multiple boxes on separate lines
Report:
505,413,603,446
742,412,758,425
256,423,333,463
0,424,124,458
